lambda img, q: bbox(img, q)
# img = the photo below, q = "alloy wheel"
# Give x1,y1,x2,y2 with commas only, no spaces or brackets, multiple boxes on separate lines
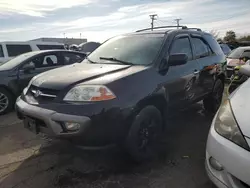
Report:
0,92,9,113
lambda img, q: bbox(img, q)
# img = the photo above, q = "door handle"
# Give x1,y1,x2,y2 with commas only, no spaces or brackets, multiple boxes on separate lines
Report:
193,70,200,75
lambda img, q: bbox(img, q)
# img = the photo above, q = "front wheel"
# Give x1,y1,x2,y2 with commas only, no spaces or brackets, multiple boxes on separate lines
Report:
124,105,163,162
0,88,14,115
203,79,224,113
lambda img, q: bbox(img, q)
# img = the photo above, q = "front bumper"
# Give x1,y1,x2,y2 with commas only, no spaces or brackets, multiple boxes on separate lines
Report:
206,116,250,188
16,96,91,137
15,97,132,147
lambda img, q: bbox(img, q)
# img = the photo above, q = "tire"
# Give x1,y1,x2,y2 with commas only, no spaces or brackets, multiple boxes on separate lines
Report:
124,105,163,162
203,79,224,113
0,88,14,115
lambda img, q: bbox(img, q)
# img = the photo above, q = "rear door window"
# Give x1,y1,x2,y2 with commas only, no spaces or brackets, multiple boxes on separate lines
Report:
26,54,60,69
204,34,223,55
192,37,212,59
170,37,192,60
6,44,32,57
62,52,86,65
0,45,4,57
41,55,59,68
36,45,65,50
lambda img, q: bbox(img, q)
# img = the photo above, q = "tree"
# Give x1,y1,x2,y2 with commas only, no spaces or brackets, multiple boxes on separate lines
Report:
223,30,236,43
209,30,220,40
238,35,250,41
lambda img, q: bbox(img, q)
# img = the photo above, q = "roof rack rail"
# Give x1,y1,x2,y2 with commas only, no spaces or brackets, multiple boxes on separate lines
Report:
136,25,188,32
184,28,202,31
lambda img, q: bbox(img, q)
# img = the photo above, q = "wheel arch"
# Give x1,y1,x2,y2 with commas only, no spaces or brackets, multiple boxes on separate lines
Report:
134,87,169,119
0,85,16,98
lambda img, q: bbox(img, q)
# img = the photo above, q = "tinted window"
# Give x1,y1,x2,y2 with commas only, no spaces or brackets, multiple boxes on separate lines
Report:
87,35,164,65
220,44,231,55
62,52,86,65
242,50,250,58
170,37,192,60
204,34,223,55
0,51,40,70
37,45,65,50
227,48,244,59
22,54,60,69
192,37,212,58
0,45,4,57
6,44,32,57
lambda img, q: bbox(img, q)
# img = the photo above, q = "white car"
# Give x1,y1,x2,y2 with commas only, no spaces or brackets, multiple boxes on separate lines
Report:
206,65,250,188
0,41,65,63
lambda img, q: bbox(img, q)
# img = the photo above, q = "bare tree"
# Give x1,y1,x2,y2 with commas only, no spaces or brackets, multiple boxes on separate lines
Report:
209,30,220,40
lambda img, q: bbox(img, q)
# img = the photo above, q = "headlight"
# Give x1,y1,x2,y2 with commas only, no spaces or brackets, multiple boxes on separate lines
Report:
63,85,116,102
214,100,250,150
23,76,37,95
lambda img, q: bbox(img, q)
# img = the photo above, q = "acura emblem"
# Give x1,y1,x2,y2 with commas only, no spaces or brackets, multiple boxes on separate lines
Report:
34,90,42,97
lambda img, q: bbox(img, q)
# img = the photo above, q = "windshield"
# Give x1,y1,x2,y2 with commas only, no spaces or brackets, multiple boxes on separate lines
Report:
0,51,39,70
227,48,244,59
220,44,231,55
86,35,164,65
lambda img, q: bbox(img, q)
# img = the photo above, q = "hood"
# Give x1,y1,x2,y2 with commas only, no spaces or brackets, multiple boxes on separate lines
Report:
227,58,245,66
230,79,250,137
32,63,131,90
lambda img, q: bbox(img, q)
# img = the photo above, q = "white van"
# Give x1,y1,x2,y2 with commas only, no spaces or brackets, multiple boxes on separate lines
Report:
0,41,65,63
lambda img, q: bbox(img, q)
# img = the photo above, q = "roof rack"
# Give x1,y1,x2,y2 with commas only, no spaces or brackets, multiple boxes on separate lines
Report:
185,28,202,31
136,26,202,32
136,25,188,32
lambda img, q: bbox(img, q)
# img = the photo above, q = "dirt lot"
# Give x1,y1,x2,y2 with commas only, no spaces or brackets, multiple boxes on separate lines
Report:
0,103,216,188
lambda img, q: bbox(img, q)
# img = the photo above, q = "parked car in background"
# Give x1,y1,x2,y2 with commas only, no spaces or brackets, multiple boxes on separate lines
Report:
16,26,226,162
226,46,250,79
0,50,86,114
206,64,250,188
219,43,231,56
78,42,101,53
0,41,65,64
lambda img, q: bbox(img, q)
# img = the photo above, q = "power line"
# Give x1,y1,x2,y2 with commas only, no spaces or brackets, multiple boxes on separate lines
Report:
149,14,158,30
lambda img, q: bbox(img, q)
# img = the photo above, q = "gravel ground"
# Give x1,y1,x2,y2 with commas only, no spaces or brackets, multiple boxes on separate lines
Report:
0,102,217,188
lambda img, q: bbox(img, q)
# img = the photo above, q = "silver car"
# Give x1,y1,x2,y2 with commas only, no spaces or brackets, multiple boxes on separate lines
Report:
206,65,250,188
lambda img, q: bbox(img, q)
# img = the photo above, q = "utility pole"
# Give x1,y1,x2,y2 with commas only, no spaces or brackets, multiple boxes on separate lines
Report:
149,14,158,31
174,18,182,29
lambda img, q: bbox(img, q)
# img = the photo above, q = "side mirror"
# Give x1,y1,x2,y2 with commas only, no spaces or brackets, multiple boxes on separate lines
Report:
22,63,35,73
239,64,250,77
169,53,188,66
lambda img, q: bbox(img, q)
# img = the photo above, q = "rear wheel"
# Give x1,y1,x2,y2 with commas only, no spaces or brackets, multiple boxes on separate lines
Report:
124,106,163,162
0,88,14,115
203,79,224,113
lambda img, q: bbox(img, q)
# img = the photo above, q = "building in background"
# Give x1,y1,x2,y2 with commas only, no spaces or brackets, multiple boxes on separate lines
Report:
30,37,87,45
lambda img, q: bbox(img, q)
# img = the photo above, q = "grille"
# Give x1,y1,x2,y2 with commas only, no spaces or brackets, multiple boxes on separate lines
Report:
226,66,235,79
27,85,59,104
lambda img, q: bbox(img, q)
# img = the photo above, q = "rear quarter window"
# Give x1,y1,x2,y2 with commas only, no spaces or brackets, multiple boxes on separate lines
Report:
6,44,32,57
203,34,224,55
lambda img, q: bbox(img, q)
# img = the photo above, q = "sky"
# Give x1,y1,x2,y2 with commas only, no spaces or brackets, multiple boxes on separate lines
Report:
0,0,250,42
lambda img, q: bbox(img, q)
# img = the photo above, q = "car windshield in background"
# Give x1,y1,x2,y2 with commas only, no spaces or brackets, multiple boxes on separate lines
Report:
220,44,231,55
86,35,164,65
227,48,244,59
0,51,39,69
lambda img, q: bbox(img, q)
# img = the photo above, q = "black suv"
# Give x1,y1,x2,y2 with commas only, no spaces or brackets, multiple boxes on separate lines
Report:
16,26,226,161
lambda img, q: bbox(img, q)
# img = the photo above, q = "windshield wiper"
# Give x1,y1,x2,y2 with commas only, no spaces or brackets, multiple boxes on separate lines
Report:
99,57,133,65
86,56,98,64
